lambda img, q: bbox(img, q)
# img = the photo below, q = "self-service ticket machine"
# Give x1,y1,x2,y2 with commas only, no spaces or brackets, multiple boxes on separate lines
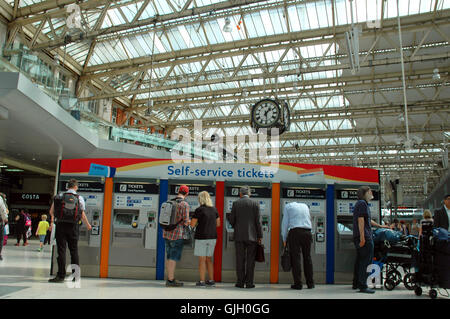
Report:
108,179,159,279
278,184,327,284
166,182,216,281
222,183,272,283
51,178,105,277
334,185,381,283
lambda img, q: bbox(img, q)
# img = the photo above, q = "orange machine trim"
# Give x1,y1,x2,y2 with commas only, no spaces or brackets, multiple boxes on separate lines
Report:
99,177,113,278
270,183,280,283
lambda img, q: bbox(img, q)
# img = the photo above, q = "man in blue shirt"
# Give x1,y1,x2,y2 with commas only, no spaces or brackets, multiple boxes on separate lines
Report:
282,202,314,290
352,186,388,293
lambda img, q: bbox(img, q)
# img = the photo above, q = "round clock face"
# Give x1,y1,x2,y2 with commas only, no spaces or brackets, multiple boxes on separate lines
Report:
251,99,281,128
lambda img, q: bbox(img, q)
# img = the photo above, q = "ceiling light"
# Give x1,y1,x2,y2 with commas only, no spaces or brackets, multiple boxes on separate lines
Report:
223,17,232,33
0,165,7,168
5,169,24,172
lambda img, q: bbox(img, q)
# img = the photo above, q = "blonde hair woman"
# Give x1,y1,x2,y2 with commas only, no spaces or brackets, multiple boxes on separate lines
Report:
419,209,434,237
190,191,220,287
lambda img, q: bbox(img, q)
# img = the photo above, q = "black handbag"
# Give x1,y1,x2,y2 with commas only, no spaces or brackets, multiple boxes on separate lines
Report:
281,245,291,272
256,243,265,263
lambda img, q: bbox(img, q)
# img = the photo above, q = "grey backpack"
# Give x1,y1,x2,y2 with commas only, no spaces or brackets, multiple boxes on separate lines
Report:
159,198,183,231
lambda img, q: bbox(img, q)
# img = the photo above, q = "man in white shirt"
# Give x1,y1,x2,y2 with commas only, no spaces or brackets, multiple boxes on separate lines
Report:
0,193,9,260
281,202,314,290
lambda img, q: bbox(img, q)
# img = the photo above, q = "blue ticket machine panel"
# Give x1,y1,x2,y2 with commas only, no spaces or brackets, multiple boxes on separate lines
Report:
334,185,380,283
166,183,216,280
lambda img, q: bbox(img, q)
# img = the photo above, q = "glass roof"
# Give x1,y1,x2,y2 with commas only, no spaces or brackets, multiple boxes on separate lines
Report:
5,0,449,149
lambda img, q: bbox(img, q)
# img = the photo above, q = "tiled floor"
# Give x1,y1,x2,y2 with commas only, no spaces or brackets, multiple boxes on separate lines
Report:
1,240,448,299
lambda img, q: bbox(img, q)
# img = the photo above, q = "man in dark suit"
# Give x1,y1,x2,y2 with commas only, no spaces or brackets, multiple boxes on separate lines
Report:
434,194,450,231
228,186,263,289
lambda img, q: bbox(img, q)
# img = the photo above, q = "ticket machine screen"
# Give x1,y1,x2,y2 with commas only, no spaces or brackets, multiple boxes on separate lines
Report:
115,213,134,226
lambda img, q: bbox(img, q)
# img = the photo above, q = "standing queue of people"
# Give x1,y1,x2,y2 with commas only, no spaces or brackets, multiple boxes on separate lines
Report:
164,185,316,289
3,179,449,291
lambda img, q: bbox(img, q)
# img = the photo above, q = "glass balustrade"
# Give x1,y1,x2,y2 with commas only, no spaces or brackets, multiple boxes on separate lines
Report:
0,45,220,160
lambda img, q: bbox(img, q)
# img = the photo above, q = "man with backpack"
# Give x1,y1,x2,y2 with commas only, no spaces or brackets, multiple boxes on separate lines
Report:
48,179,92,283
160,185,190,287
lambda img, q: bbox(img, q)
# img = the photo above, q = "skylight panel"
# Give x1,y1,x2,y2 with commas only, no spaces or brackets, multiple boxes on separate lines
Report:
306,2,319,29
203,21,220,44
154,0,174,15
110,9,127,25
287,5,301,32
121,5,137,22
260,10,275,35
123,37,140,57
141,2,157,19
409,0,421,14
168,29,186,50
178,25,194,48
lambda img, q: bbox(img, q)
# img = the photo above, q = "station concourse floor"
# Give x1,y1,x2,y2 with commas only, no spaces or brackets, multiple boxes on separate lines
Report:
0,240,448,300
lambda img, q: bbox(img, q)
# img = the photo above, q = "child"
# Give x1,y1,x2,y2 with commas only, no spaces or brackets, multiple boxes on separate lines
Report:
35,215,50,252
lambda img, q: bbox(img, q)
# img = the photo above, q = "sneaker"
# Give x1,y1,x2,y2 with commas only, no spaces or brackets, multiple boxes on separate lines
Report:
205,280,216,287
359,288,375,294
196,281,206,287
0,256,3,261
307,284,315,289
23,243,29,246
245,284,255,289
291,284,303,290
15,243,20,246
48,277,65,283
235,283,245,288
166,279,183,287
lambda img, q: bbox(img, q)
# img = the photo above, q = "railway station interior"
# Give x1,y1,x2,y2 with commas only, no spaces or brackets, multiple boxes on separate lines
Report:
0,0,449,303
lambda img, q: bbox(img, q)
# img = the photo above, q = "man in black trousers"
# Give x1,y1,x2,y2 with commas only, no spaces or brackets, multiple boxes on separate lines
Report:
228,186,263,289
48,179,92,283
434,194,450,231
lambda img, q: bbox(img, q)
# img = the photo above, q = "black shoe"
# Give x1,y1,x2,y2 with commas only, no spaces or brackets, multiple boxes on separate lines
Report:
307,284,315,289
0,255,3,261
166,279,184,287
206,280,216,287
352,285,358,289
359,288,375,294
291,284,303,290
48,277,65,283
246,284,255,289
196,281,206,287
235,283,245,288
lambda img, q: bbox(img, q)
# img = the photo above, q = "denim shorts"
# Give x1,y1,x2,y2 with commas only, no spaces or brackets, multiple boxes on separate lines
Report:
165,239,184,261
39,235,46,243
194,239,216,257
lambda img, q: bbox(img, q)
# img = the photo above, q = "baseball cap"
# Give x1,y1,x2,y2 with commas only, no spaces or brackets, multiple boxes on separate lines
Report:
178,185,189,195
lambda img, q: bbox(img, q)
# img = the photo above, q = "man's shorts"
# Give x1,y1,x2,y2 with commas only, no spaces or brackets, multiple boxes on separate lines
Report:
194,239,216,257
165,239,184,261
39,235,46,243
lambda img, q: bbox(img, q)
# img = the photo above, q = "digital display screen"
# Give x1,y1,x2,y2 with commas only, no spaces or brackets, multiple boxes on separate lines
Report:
115,213,133,226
